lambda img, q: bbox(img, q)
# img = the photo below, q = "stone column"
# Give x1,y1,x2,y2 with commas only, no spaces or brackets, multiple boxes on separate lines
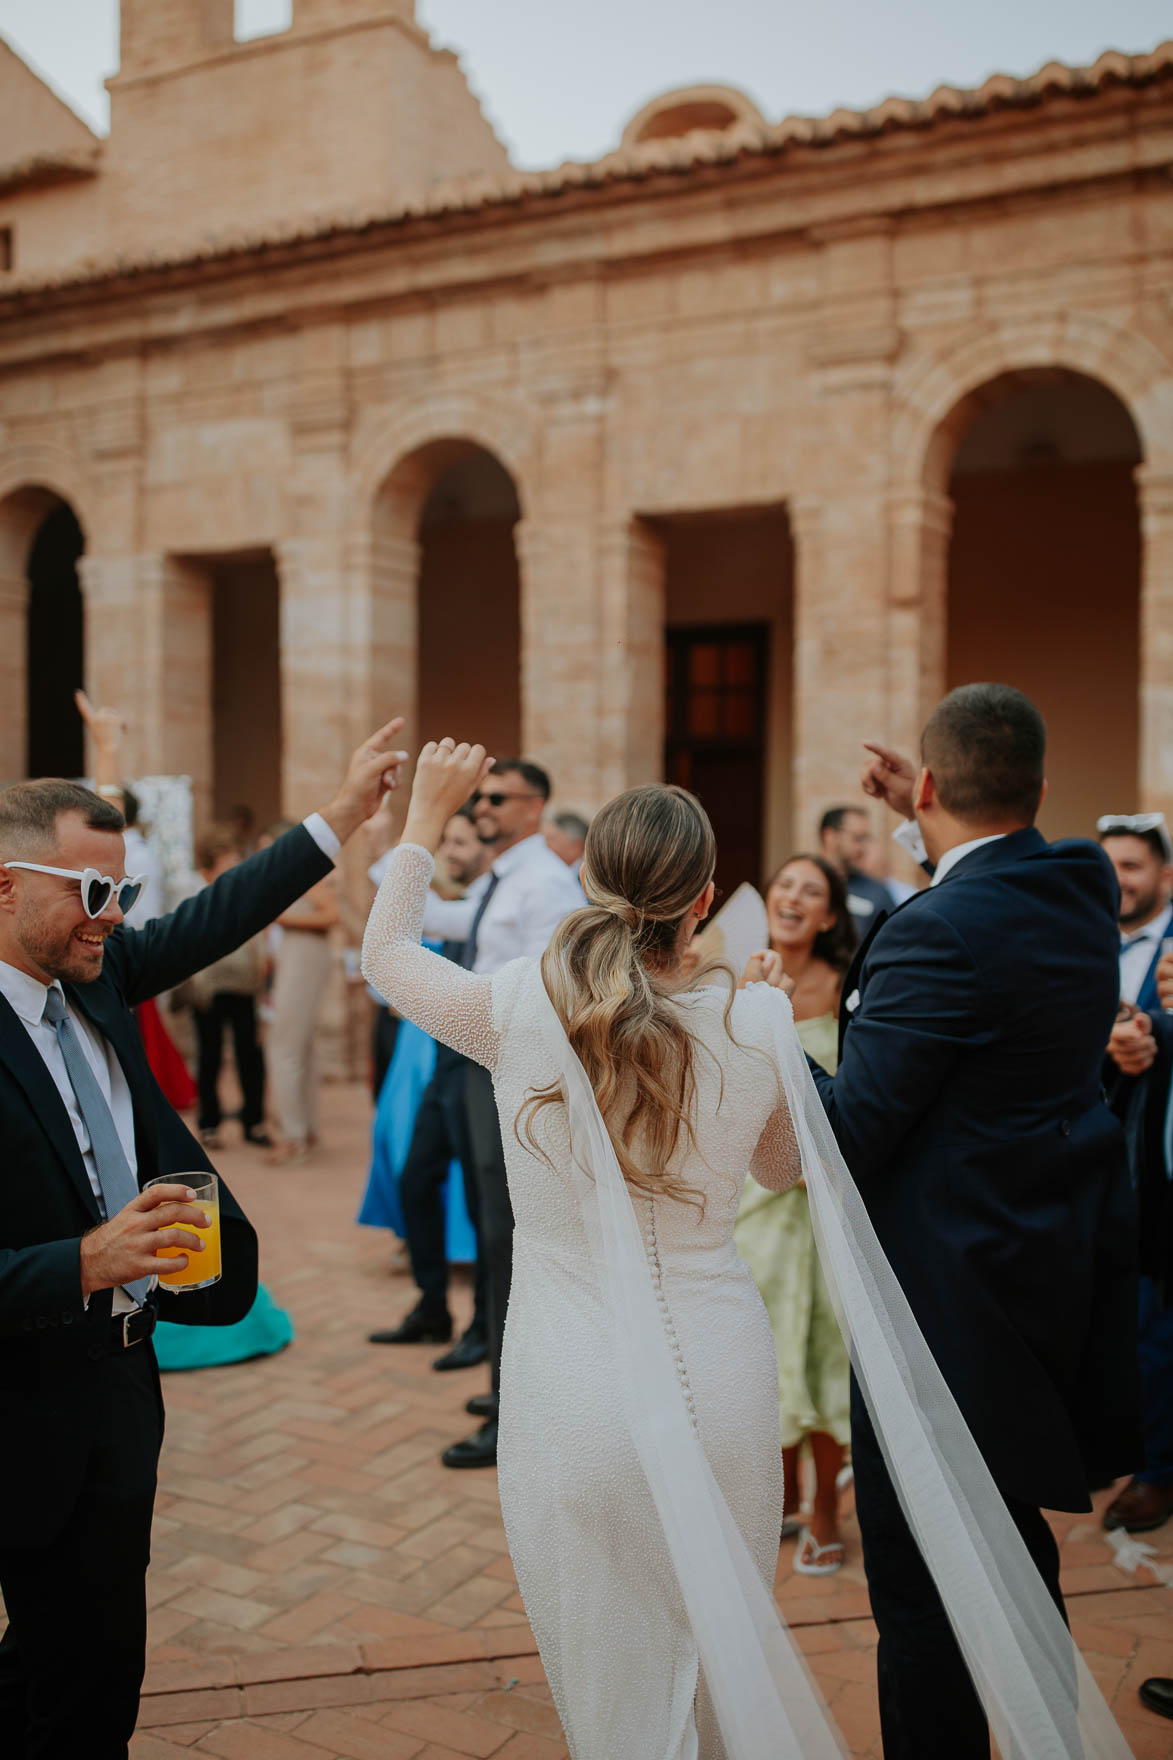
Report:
885,483,954,759
79,553,213,822
596,518,666,801
1138,467,1173,818
0,572,27,782
792,222,899,848
514,516,604,808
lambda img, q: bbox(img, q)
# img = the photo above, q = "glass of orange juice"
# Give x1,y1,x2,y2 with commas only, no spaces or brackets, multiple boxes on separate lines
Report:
145,1173,222,1292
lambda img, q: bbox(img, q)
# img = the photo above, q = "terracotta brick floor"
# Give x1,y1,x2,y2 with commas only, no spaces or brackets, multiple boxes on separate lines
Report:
5,1081,1173,1755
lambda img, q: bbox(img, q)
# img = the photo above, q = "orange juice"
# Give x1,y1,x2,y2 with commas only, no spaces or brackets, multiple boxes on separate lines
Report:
145,1173,223,1292
158,1200,222,1289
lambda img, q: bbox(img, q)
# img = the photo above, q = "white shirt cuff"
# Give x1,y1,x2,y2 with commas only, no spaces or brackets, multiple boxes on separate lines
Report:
892,819,927,867
302,812,341,866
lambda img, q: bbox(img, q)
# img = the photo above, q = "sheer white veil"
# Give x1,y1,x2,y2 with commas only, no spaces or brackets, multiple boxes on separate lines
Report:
534,979,1134,1760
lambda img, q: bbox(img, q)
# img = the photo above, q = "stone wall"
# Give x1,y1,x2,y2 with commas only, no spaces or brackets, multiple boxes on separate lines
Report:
2,25,1173,1072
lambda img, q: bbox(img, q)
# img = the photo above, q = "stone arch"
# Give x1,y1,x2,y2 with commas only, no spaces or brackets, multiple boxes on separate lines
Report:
620,84,766,150
356,397,531,769
890,329,1155,836
891,313,1173,492
0,441,97,552
0,455,92,782
350,389,538,524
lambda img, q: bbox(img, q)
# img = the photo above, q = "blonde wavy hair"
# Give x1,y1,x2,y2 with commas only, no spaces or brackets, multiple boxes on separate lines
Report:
520,784,734,1206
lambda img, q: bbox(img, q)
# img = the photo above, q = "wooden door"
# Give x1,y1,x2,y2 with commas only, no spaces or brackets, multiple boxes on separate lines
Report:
665,623,768,897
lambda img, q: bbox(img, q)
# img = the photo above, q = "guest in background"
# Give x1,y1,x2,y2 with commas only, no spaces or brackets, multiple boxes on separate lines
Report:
366,807,491,1369
266,866,340,1164
73,690,197,1111
1100,813,1173,1536
544,809,589,873
118,786,164,926
182,825,270,1151
734,854,857,1574
819,804,897,925
228,803,258,856
419,759,585,1467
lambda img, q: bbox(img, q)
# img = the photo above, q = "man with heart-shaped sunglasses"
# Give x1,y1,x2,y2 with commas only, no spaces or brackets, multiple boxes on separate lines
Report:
0,714,406,1758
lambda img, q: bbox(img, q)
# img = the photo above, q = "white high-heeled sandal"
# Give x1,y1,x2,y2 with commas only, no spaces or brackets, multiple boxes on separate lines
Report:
793,1528,844,1577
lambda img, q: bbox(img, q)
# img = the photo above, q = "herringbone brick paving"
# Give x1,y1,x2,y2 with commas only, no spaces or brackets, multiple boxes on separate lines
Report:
4,1082,1172,1755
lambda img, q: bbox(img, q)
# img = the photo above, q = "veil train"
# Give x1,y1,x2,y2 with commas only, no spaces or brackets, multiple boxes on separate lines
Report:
539,979,1133,1760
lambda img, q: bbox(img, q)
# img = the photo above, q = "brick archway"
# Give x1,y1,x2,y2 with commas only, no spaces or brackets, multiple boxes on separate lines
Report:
892,315,1173,490
0,452,94,783
885,315,1173,820
351,390,538,523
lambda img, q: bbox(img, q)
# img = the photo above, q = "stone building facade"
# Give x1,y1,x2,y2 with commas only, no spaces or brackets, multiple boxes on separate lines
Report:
2,4,1173,916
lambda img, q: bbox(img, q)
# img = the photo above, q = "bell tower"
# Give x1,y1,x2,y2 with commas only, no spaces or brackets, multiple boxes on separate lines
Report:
105,0,510,260
119,0,235,75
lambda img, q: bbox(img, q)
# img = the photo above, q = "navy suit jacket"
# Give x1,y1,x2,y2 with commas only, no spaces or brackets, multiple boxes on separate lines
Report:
0,823,333,1548
809,827,1141,1512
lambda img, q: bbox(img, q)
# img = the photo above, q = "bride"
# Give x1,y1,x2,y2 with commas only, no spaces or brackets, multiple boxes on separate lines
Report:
363,738,1132,1760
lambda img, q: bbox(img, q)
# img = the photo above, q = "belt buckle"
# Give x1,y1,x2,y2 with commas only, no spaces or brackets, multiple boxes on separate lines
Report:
121,1309,141,1349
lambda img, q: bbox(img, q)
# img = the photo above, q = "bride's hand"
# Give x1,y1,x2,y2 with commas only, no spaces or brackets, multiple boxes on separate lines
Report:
403,739,494,849
741,950,794,996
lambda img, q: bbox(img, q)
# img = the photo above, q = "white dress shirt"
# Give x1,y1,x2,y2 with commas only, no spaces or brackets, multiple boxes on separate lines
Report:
0,814,340,1312
420,832,585,974
1119,901,1173,1006
891,820,1008,886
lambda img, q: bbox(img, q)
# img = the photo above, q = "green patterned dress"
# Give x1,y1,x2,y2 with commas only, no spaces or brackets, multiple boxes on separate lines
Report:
733,1012,851,1448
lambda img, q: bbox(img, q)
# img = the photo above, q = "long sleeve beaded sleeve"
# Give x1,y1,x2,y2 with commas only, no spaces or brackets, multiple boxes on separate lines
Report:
361,842,500,1072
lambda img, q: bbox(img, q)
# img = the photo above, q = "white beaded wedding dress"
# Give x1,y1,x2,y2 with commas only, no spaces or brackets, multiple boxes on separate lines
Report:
364,843,1134,1760
366,844,798,1759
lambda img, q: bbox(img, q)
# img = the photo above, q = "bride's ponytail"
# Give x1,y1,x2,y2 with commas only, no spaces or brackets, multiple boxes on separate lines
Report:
520,785,732,1206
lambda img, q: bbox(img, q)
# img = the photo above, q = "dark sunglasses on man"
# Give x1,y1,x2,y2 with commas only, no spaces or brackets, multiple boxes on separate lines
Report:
3,862,148,918
471,790,541,808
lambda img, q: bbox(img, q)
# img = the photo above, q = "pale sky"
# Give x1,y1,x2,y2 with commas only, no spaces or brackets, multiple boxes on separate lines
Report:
1,0,1170,169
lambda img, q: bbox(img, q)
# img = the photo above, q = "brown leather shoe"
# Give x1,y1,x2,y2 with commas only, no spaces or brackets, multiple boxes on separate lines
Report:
1102,1478,1173,1533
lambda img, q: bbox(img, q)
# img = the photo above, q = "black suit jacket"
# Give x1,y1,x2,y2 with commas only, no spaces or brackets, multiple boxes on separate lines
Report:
809,827,1141,1512
0,823,333,1548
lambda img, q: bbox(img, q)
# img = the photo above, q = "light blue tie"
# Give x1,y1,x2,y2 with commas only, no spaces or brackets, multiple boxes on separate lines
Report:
42,986,151,1305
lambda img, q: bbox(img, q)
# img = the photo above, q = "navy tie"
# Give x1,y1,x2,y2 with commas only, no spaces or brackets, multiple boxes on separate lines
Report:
42,987,151,1305
460,872,500,971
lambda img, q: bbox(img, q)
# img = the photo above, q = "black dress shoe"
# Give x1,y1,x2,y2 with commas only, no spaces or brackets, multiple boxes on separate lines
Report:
368,1308,452,1346
433,1329,489,1372
441,1420,497,1469
466,1392,499,1420
1140,1678,1173,1720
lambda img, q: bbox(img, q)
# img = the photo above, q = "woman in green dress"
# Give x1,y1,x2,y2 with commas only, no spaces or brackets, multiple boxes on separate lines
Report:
735,854,857,1575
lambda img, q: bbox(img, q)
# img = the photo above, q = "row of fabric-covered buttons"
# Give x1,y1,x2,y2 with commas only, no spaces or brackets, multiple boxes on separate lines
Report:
641,1198,699,1434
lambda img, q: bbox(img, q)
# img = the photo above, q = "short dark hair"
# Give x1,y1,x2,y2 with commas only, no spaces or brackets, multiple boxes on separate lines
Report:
768,853,859,975
490,759,551,803
551,810,590,841
448,803,476,824
0,779,125,861
819,805,866,837
120,783,141,828
196,823,240,873
921,684,1045,827
1099,826,1170,866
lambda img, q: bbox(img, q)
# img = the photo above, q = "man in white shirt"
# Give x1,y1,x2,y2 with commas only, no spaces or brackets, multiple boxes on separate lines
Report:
0,717,405,1756
422,760,584,1468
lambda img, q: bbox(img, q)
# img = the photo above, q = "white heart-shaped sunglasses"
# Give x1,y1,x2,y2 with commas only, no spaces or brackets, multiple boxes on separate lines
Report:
4,862,147,918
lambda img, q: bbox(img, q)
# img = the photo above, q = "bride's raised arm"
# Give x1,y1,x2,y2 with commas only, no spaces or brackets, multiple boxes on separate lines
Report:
361,740,501,1071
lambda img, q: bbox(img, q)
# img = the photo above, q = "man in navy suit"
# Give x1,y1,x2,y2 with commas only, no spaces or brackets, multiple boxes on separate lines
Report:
809,684,1141,1760
0,717,405,1758
1097,815,1173,1540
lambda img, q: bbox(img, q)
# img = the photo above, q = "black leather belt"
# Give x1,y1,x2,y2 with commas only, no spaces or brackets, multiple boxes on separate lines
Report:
110,1305,158,1349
